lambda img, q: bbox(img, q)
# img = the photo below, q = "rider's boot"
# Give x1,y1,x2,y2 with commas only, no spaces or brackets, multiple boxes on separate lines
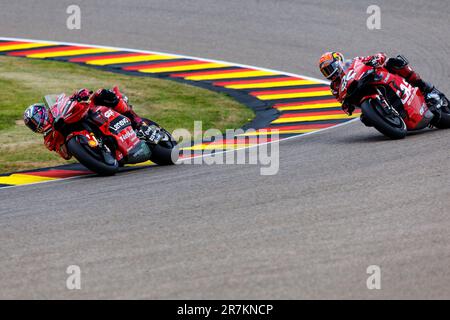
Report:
113,95,162,144
136,123,162,144
415,80,446,114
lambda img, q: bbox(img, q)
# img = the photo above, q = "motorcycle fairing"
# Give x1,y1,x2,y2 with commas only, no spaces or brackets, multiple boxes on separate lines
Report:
339,60,433,130
91,106,141,158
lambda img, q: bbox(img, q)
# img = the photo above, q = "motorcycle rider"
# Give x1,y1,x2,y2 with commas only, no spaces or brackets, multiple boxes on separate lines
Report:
318,52,446,125
23,87,161,160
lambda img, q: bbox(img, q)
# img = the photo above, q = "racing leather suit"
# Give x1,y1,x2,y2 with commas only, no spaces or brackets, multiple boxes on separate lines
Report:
43,87,144,160
330,53,433,116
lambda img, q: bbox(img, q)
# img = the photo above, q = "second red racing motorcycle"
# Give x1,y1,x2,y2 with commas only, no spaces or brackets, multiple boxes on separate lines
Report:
339,59,450,139
44,93,179,175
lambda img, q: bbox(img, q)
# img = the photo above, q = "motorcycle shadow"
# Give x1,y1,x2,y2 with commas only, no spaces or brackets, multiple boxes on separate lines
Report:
68,161,161,179
342,127,438,144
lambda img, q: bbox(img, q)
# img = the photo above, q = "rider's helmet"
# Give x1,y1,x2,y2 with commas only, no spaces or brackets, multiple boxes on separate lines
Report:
319,51,345,81
23,103,49,133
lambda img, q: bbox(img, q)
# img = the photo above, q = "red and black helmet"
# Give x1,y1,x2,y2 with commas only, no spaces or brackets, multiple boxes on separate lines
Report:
23,103,49,133
318,51,345,80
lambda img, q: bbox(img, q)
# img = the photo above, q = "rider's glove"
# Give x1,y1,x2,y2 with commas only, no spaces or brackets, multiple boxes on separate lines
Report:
342,103,355,116
331,87,339,98
365,53,386,68
71,88,93,102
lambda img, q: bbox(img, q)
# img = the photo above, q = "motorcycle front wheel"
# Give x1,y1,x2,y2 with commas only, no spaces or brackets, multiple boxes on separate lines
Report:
360,98,407,139
67,136,119,176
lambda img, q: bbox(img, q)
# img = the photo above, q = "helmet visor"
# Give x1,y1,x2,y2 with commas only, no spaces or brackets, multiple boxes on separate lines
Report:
25,105,48,133
34,109,48,133
321,60,342,79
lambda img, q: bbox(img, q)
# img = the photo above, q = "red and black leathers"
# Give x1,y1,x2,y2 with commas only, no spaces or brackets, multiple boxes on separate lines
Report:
330,53,429,115
43,87,143,160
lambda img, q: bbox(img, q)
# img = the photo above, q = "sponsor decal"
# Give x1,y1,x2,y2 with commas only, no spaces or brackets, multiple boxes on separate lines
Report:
119,129,136,142
109,116,131,133
340,69,356,92
406,87,418,105
104,110,114,118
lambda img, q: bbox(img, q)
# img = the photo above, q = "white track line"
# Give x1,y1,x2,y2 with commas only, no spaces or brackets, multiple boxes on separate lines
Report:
0,37,358,189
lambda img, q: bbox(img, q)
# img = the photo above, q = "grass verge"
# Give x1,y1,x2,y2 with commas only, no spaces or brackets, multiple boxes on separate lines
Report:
0,56,254,174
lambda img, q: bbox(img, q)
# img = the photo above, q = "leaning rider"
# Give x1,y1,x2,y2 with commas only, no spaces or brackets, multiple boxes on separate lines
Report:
318,52,446,124
23,87,159,160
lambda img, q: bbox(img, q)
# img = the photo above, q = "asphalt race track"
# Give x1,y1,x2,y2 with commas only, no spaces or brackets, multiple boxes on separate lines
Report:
1,0,450,299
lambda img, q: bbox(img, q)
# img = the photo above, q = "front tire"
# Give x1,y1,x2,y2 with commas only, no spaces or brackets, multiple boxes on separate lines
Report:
360,98,407,139
67,137,119,175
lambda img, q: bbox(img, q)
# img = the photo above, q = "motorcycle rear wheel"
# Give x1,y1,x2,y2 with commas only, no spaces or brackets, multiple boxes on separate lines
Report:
431,97,450,129
149,142,179,166
360,98,407,139
67,137,119,176
141,118,179,166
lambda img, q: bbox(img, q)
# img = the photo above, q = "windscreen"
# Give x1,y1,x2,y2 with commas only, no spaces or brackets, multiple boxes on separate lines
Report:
44,93,65,118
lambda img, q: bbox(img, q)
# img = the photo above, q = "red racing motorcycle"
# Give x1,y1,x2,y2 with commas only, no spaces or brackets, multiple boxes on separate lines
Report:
339,59,450,139
44,94,178,175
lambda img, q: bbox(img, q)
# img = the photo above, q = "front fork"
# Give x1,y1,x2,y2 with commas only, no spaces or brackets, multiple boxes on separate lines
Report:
375,88,403,118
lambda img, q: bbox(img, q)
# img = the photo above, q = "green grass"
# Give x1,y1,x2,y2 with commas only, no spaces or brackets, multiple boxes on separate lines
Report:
0,56,254,174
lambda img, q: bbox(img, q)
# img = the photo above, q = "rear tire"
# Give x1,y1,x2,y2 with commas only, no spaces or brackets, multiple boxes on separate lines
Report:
67,137,119,176
431,97,450,129
360,98,407,139
141,118,179,166
149,142,179,166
